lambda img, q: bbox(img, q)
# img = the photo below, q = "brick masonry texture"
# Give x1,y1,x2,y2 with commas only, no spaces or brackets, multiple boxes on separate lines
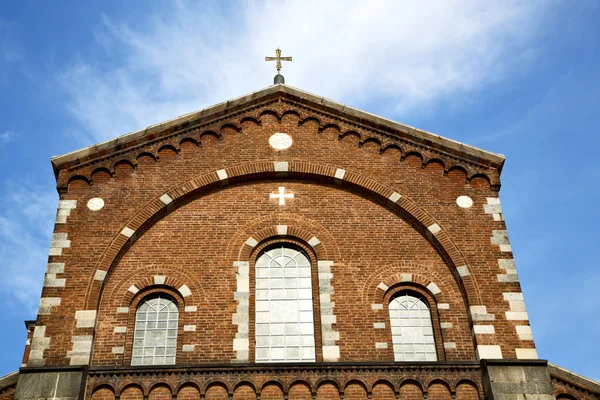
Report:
15,91,569,400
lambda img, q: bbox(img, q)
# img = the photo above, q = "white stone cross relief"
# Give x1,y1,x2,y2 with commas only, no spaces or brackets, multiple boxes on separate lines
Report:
270,186,294,205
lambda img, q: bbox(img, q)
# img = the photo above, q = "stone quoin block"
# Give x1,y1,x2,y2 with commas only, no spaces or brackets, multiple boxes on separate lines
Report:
159,194,173,205
274,161,289,172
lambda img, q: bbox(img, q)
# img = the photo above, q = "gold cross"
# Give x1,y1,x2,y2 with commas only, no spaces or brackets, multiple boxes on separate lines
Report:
265,48,292,74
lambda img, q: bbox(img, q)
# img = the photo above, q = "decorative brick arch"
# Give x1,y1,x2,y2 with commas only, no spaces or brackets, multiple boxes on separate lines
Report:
115,275,193,309
287,379,316,397
367,378,399,395
201,379,233,397
86,368,483,400
98,265,206,312
372,271,452,305
225,214,342,363
84,160,481,313
367,269,475,361
224,213,341,263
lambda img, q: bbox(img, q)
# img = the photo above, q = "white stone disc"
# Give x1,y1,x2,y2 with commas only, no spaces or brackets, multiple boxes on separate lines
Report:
456,195,473,208
87,197,105,211
269,133,293,150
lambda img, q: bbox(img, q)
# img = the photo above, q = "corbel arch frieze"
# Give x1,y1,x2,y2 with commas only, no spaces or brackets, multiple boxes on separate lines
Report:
58,100,500,191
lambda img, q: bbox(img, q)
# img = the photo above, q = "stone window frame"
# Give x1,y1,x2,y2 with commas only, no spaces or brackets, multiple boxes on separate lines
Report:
383,284,446,362
124,287,185,366
249,237,324,363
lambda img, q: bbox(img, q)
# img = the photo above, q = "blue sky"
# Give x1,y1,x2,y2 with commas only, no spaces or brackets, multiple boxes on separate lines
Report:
1,0,599,379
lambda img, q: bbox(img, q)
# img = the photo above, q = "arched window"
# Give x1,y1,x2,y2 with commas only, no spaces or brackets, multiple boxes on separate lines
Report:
389,292,437,361
132,295,178,366
255,245,316,362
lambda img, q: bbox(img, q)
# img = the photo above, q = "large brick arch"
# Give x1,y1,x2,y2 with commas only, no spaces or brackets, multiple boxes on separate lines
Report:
84,161,481,315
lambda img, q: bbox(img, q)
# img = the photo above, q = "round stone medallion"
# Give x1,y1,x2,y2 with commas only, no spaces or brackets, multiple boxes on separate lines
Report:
456,195,473,208
87,197,105,211
269,133,293,150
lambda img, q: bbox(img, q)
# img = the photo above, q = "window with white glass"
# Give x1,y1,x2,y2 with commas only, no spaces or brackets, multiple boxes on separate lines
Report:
131,296,178,366
389,292,437,361
255,245,316,362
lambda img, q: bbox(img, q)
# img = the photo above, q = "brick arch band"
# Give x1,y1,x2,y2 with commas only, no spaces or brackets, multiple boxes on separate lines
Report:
90,373,483,399
85,160,481,313
372,271,452,306
224,213,341,263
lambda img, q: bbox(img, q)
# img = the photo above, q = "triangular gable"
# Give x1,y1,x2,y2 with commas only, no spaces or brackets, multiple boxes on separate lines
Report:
51,84,505,191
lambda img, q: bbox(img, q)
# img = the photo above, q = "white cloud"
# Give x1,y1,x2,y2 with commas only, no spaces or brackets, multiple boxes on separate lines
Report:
0,130,14,143
0,180,57,312
59,0,547,144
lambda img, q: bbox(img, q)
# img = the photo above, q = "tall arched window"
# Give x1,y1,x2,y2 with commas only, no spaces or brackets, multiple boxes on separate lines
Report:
255,245,316,362
132,295,179,366
389,292,437,361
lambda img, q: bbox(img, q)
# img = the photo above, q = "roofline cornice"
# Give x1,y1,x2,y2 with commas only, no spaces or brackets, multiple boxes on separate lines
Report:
51,84,505,178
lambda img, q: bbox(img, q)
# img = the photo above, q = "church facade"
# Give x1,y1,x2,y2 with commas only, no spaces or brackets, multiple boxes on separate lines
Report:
1,84,598,400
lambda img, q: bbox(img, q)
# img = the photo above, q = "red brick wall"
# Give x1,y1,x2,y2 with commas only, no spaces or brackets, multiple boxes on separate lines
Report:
178,386,200,400
233,385,255,400
90,180,474,365
30,98,524,396
316,383,339,399
399,383,422,400
456,382,480,400
148,385,171,400
90,387,114,400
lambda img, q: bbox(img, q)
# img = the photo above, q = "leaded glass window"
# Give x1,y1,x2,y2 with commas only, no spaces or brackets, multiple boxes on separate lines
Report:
389,293,437,361
255,245,316,362
132,296,178,365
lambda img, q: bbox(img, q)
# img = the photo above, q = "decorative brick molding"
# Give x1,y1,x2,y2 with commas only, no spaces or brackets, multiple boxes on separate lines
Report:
86,362,483,399
228,219,338,262
55,89,501,190
369,270,453,307
549,363,600,399
116,276,195,309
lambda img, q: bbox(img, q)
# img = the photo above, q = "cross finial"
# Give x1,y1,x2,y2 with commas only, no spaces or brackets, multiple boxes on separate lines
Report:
265,48,292,74
265,48,292,84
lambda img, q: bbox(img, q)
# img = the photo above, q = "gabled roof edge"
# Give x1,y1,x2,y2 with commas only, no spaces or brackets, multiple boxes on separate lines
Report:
548,362,600,393
51,84,505,175
0,370,18,390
